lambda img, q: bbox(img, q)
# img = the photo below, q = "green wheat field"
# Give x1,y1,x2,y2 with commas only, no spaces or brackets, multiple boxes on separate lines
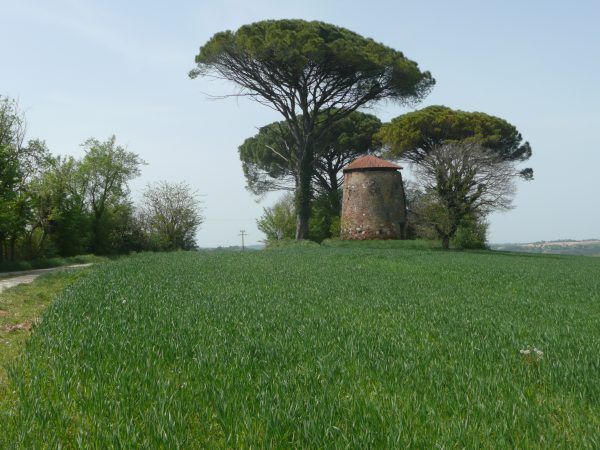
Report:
3,243,600,448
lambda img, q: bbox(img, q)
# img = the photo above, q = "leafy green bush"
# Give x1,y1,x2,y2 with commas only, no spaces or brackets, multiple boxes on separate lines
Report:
451,216,489,249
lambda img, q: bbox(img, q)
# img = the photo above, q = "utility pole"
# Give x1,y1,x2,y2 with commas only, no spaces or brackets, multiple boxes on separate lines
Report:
239,230,247,251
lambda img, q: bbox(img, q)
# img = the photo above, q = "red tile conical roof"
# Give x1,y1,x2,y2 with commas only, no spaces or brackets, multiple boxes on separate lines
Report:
343,155,402,172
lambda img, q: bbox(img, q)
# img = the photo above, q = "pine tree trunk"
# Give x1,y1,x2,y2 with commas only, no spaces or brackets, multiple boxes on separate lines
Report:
295,213,309,240
295,140,314,240
442,235,450,250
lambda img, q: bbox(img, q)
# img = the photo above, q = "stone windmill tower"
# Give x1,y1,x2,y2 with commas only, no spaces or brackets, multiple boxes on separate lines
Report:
340,155,406,240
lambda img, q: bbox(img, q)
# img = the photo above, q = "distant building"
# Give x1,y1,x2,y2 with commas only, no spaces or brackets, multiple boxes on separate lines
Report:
340,155,406,240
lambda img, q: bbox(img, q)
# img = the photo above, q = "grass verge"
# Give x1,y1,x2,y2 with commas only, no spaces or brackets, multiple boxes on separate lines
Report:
0,268,93,444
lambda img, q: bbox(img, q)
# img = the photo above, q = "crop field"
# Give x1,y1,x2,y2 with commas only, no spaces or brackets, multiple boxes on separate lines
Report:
3,244,600,448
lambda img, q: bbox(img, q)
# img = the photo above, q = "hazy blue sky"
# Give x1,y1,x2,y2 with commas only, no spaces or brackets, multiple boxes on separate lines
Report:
1,0,598,246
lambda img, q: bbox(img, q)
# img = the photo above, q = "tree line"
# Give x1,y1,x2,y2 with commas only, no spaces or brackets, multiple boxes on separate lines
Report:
190,19,533,249
0,96,203,262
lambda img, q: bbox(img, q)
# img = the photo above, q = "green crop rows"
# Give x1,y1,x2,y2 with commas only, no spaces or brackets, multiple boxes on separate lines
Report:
3,246,600,448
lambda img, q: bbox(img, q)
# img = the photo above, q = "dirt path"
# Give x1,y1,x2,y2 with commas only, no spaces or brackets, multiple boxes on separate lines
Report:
0,264,92,293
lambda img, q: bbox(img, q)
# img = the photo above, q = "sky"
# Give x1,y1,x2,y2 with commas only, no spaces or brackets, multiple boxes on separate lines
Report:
1,0,599,246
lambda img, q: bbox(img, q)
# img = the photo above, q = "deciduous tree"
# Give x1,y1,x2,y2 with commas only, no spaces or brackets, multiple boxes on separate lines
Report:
378,106,533,248
412,142,522,248
0,96,51,260
37,155,90,256
256,193,296,242
78,136,144,253
139,181,203,250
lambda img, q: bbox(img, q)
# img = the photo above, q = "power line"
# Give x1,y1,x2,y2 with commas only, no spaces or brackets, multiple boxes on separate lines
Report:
239,230,247,251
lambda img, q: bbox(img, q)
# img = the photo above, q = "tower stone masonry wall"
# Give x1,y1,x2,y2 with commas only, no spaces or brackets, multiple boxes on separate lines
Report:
341,169,406,240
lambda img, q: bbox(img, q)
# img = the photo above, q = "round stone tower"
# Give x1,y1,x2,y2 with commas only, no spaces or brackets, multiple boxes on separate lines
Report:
341,155,406,240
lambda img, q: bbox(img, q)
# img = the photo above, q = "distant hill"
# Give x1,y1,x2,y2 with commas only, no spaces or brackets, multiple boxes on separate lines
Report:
492,239,600,256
